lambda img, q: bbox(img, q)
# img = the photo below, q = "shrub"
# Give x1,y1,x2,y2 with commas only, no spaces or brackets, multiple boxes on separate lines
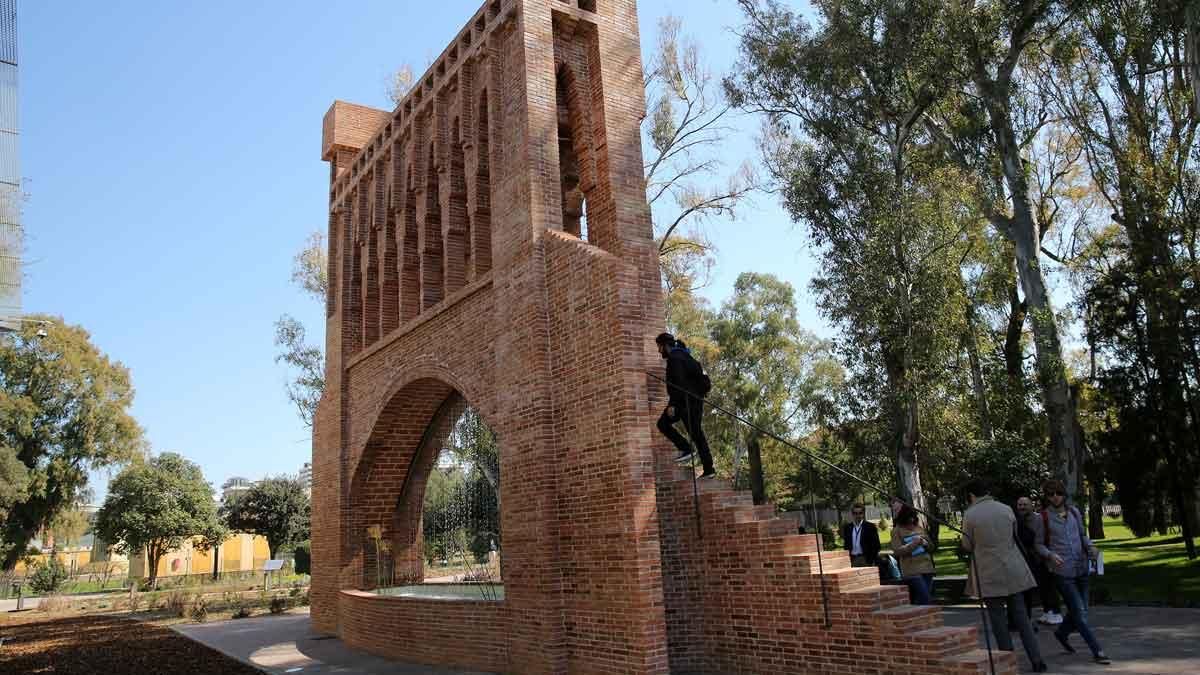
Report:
166,591,193,617
36,593,70,613
190,596,210,623
124,592,143,613
817,524,837,549
269,596,290,614
29,556,70,594
230,596,252,619
294,540,311,575
289,586,301,598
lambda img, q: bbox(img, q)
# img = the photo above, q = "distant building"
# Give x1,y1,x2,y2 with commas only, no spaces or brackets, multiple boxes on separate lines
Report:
221,476,254,503
0,0,21,332
125,532,270,581
299,462,312,491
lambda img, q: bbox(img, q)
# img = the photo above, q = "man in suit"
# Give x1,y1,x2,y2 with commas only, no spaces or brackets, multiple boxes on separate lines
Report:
842,503,881,568
962,480,1047,673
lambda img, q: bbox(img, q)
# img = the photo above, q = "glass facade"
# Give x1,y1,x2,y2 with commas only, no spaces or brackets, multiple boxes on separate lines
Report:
0,0,18,331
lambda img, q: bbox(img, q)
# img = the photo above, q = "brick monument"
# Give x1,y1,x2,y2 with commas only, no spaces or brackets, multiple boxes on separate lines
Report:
312,1,1015,673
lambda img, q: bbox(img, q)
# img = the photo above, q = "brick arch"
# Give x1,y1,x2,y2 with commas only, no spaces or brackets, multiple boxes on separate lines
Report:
347,365,500,589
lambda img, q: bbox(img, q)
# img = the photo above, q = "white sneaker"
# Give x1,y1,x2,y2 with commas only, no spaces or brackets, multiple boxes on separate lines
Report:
1039,611,1063,625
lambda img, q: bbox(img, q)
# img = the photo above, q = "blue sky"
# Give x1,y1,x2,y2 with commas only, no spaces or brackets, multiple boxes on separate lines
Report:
20,0,824,497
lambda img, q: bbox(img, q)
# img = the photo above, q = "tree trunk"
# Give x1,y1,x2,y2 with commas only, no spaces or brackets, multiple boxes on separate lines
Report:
1189,3,1200,118
1087,473,1106,540
964,298,993,441
147,546,160,590
212,543,220,580
991,108,1084,500
926,496,942,550
747,432,766,506
1174,487,1198,560
886,353,927,519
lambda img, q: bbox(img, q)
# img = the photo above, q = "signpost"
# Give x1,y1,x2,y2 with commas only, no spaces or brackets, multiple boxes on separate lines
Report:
262,559,285,591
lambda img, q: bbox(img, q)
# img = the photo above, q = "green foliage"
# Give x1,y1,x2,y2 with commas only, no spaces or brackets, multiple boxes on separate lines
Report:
94,453,226,587
705,272,843,505
0,317,145,570
220,476,310,559
28,554,70,594
293,540,311,575
269,595,289,614
273,315,325,427
727,0,979,513
0,446,29,526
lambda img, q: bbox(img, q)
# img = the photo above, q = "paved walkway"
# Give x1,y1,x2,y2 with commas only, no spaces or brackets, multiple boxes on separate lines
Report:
174,605,1198,674
943,606,1200,674
173,608,492,674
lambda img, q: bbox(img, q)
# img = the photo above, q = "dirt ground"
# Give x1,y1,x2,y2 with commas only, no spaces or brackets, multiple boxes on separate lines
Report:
0,612,260,674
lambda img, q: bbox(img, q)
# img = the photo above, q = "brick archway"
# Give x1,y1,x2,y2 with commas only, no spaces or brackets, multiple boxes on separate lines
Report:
348,376,489,589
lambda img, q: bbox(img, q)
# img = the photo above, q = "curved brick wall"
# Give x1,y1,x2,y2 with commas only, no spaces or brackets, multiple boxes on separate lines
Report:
339,591,510,672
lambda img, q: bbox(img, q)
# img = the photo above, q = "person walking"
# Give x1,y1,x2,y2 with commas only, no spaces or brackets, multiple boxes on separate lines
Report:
841,503,881,568
1016,496,1062,626
654,333,715,478
1033,479,1111,665
962,480,1047,673
891,505,935,605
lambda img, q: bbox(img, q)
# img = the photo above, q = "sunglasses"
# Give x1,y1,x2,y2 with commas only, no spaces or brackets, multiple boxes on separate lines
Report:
1047,491,1065,497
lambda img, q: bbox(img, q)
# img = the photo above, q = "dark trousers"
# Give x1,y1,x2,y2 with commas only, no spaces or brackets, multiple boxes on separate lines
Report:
905,573,934,605
1055,574,1103,657
1035,561,1061,613
984,593,1043,668
657,401,714,473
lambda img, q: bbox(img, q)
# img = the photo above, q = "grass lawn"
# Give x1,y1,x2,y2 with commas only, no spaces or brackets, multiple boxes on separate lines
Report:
873,517,1200,605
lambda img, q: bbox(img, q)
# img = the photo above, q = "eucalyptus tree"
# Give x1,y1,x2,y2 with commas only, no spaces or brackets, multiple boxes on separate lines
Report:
644,16,758,306
922,0,1092,501
726,0,974,515
1042,0,1200,556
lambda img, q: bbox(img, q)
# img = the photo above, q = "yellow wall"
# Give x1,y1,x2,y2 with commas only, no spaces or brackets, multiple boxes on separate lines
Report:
13,548,92,575
126,533,271,580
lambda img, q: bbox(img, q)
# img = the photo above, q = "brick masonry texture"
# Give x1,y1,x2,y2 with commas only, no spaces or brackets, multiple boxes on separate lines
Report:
311,1,1016,673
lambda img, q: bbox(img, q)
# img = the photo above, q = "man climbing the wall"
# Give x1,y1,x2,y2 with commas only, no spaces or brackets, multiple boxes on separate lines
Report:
655,332,716,479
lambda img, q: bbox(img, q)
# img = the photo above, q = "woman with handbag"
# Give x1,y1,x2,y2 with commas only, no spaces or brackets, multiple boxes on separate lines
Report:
1032,479,1111,665
891,505,935,605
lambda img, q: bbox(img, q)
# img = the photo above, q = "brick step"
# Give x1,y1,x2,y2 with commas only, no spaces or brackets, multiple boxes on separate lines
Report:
716,493,754,509
733,516,798,538
843,584,910,612
788,564,879,593
907,625,979,658
868,604,942,633
938,647,1018,674
784,550,851,572
730,504,779,523
773,533,821,555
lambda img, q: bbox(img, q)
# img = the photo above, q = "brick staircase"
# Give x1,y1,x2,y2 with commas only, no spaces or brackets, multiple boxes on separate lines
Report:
656,463,1017,675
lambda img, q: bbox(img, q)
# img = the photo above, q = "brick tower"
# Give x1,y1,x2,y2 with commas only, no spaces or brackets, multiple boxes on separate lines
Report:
312,1,1014,673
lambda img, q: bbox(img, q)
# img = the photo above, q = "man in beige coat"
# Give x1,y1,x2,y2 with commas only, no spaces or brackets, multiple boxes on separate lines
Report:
962,480,1046,673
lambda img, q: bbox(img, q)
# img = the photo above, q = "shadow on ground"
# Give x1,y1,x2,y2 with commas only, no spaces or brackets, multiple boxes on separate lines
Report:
943,605,1200,674
174,608,493,674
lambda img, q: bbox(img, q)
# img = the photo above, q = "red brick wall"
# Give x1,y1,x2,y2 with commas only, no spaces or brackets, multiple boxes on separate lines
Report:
339,590,511,673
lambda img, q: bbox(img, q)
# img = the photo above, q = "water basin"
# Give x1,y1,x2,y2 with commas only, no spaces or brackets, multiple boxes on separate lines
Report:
375,583,504,601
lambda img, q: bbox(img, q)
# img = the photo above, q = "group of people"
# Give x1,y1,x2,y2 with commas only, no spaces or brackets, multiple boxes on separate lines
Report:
843,482,1111,672
653,332,1111,671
